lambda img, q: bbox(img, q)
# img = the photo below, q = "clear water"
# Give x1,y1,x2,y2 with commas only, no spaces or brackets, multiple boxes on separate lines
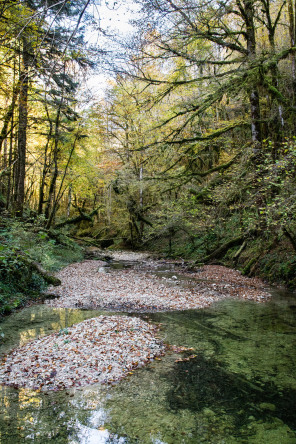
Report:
0,283,295,443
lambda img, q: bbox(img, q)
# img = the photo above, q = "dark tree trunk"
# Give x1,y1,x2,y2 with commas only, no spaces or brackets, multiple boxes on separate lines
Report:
38,125,52,214
44,105,61,221
242,0,262,147
6,119,14,209
15,38,30,216
249,89,262,146
0,82,19,153
38,98,55,215
46,132,78,228
288,0,296,99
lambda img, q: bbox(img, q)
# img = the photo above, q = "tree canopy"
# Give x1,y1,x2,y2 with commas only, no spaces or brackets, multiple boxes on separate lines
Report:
0,0,295,286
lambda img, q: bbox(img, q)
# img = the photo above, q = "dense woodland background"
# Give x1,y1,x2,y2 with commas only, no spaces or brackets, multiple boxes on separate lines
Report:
0,0,295,313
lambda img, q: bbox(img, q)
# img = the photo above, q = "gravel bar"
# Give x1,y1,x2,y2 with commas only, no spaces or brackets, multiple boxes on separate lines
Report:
45,261,271,312
0,316,165,391
0,255,271,392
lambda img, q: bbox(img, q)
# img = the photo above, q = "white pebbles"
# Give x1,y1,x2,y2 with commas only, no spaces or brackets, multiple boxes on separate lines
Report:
0,315,165,391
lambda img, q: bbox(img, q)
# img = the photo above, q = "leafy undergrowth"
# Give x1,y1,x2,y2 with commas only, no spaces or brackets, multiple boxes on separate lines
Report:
118,140,295,290
0,217,83,316
257,247,296,288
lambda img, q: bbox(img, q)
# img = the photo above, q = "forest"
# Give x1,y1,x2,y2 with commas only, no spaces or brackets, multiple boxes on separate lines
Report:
0,0,296,313
1,2,296,443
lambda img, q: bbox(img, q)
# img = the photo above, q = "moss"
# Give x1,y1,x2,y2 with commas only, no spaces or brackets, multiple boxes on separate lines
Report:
258,250,296,288
0,217,83,316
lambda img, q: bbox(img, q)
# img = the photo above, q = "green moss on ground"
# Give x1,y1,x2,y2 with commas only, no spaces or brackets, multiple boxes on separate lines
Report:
0,217,83,316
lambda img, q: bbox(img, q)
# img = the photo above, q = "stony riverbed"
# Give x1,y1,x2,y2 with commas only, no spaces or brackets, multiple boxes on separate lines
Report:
45,256,271,312
0,252,271,392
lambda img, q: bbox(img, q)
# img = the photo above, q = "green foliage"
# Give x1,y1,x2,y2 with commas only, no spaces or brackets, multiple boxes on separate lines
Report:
0,217,83,316
258,251,296,288
1,0,295,291
136,138,296,287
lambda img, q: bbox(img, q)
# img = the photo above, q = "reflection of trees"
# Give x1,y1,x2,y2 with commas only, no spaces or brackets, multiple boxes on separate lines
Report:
0,372,114,442
0,386,65,442
1,298,296,442
0,306,113,442
0,305,103,352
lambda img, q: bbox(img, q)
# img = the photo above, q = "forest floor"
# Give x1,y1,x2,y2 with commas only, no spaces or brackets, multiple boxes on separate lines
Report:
0,251,271,392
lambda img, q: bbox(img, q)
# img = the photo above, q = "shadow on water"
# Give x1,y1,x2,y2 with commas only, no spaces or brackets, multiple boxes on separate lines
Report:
0,265,296,443
167,354,296,431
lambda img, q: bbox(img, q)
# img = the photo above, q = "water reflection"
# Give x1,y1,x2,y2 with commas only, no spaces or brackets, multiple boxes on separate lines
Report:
72,423,126,444
102,297,296,443
74,425,111,444
0,306,111,354
0,292,295,443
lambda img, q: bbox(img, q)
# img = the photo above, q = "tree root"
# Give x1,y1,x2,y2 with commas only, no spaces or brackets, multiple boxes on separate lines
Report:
197,235,245,264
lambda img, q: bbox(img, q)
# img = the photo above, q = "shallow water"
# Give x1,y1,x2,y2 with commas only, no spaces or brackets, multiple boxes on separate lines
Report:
0,272,296,443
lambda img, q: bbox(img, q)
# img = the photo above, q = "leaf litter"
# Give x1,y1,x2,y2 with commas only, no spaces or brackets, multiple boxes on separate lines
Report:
0,253,271,392
45,260,271,312
0,315,165,391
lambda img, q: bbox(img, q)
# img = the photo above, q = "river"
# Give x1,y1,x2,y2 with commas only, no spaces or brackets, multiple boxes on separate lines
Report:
0,258,295,443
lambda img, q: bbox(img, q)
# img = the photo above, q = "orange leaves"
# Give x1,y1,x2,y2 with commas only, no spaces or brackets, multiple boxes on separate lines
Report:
169,345,194,353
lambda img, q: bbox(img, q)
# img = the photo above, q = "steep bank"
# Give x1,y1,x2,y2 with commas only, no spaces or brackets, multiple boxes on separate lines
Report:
0,216,83,315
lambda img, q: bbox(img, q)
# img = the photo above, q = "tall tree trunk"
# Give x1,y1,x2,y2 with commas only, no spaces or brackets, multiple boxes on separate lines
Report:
15,37,30,216
46,132,78,228
0,82,19,153
261,0,286,138
249,89,262,147
288,0,296,97
38,152,49,215
242,0,262,148
38,98,53,214
6,119,15,209
38,122,52,214
44,145,58,221
6,59,17,209
3,137,7,169
288,0,296,135
44,104,62,221
67,184,72,217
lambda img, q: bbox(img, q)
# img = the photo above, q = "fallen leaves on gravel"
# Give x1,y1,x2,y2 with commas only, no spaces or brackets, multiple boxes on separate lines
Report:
0,316,165,391
0,256,272,393
45,261,271,312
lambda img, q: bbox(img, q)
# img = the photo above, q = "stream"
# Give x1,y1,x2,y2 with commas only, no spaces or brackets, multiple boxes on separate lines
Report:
0,257,296,443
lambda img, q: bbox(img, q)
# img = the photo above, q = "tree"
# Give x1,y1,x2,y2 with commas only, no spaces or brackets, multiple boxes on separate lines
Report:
126,0,293,152
0,0,96,216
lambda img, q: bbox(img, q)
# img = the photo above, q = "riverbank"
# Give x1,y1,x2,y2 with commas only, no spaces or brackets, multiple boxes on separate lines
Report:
0,217,83,316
